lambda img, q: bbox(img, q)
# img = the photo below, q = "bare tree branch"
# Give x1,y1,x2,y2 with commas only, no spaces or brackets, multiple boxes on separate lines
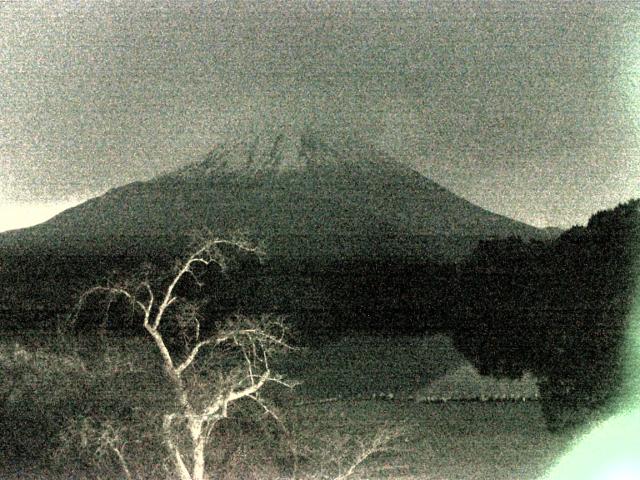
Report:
175,338,217,375
71,232,291,480
163,414,192,480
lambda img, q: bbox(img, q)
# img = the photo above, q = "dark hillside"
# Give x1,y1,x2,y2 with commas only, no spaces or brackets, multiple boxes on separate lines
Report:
451,198,639,430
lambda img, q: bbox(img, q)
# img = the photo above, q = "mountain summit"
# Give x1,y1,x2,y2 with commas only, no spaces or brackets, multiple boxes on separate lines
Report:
1,128,545,261
175,128,410,179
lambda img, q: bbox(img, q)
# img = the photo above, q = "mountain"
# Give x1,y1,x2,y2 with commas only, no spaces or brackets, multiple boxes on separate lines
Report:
0,129,547,263
0,128,558,330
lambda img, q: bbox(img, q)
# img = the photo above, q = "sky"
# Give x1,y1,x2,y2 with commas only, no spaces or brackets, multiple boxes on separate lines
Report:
1,0,639,232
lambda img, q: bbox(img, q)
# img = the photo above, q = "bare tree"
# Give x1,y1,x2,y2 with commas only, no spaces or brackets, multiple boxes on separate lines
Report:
73,233,294,480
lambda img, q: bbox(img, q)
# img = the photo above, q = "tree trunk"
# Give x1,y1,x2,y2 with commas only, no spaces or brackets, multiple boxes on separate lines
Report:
192,436,207,480
190,417,206,480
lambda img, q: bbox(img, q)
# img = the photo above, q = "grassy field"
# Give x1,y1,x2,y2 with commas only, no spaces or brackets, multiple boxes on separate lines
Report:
287,400,571,480
1,331,574,479
274,334,539,402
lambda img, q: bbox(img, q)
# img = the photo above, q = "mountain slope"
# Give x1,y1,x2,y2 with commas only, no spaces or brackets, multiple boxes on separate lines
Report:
0,129,544,261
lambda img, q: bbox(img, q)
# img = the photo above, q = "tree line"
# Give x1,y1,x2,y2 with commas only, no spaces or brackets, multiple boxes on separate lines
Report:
451,198,639,430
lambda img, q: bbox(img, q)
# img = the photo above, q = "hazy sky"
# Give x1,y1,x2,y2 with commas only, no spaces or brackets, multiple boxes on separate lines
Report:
1,0,639,231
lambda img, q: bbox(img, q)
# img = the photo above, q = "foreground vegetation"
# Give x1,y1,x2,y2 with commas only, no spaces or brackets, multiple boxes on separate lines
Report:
2,235,406,480
3,199,637,478
1,332,571,480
